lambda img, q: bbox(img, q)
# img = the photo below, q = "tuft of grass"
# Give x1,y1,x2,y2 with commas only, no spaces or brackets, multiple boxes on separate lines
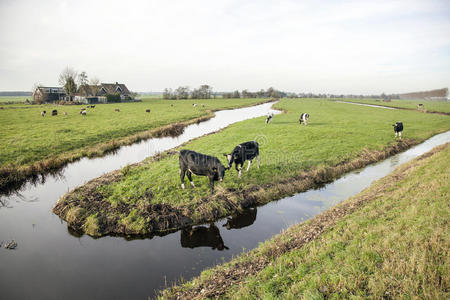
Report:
83,213,100,237
120,209,148,234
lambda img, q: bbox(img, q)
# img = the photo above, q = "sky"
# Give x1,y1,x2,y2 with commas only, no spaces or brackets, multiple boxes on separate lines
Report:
0,0,449,94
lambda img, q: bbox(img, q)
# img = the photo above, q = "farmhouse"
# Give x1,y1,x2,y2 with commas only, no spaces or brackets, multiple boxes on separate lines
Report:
75,82,134,103
33,86,66,103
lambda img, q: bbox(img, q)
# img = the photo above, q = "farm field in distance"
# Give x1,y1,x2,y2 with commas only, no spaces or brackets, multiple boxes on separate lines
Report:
0,98,267,170
0,96,31,104
54,99,450,237
159,142,449,299
339,98,450,114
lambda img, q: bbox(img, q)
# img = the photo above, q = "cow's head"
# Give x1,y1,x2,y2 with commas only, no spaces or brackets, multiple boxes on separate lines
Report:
213,164,227,182
224,153,235,169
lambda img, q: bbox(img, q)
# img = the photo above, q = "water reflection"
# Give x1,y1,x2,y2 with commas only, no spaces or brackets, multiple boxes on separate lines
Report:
181,224,229,251
223,207,257,230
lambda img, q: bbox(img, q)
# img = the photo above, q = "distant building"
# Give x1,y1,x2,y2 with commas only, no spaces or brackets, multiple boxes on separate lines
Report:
33,86,66,103
75,82,134,103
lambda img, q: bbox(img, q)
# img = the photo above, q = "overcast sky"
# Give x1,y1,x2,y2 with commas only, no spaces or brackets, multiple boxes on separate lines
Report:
0,0,449,94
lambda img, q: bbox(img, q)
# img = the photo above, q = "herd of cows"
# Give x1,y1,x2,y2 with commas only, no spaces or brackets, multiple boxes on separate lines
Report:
179,112,405,195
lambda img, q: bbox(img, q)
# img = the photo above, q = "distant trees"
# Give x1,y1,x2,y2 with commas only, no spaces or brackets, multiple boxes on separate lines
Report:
163,85,214,100
90,77,101,96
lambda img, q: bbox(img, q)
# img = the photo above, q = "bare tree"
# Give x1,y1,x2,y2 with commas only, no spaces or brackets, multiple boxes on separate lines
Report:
78,71,88,86
58,67,78,100
90,77,101,96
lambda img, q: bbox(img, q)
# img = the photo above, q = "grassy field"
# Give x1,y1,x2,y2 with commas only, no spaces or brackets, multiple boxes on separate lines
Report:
0,98,267,168
159,143,450,299
54,98,450,236
338,98,450,114
0,96,31,104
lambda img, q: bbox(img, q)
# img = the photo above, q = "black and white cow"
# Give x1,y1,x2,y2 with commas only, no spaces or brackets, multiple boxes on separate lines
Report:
299,113,309,125
179,150,227,194
265,112,274,124
52,109,57,116
225,141,260,178
393,121,403,139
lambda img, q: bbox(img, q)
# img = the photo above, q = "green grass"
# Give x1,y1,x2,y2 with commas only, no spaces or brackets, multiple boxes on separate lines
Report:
0,98,266,168
338,98,450,113
0,96,32,104
159,143,449,299
98,99,449,210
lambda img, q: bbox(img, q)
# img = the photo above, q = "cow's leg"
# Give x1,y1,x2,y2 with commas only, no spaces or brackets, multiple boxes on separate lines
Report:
209,177,215,194
238,164,242,178
246,160,252,171
257,155,260,169
180,168,186,189
187,170,195,187
395,132,398,138
399,131,402,139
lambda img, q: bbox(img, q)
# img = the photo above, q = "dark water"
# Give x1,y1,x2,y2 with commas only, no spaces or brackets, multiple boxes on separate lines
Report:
1,101,449,299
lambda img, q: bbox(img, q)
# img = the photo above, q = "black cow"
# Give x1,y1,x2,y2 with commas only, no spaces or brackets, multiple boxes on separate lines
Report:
266,112,274,124
223,208,257,230
52,109,57,116
181,224,228,251
41,110,46,117
145,109,150,113
393,122,403,139
225,141,259,178
179,150,227,194
299,113,309,125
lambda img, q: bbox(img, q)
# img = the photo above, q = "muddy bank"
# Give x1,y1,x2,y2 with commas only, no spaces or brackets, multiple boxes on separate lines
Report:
159,142,449,299
53,139,417,237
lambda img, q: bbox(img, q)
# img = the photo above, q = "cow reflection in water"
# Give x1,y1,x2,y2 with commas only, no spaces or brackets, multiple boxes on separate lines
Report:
181,224,229,251
223,207,257,230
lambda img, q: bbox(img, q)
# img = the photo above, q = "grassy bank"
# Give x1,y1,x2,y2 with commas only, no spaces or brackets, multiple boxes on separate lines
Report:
0,98,268,190
53,99,450,237
159,143,450,299
337,98,450,114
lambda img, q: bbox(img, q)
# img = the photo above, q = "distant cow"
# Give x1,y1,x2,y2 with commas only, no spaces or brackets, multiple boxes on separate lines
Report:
115,108,120,112
417,104,425,111
181,224,228,251
80,110,87,116
171,104,174,107
52,109,57,116
201,104,205,107
146,109,150,113
223,208,257,230
63,112,67,116
299,113,309,125
88,105,95,108
393,122,403,139
193,104,197,107
265,112,274,124
225,141,259,178
179,149,227,194
41,110,46,117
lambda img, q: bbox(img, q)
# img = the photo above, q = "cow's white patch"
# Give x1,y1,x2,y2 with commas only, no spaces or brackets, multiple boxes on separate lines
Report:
181,183,185,189
226,154,232,163
238,169,242,178
190,181,195,187
246,160,252,171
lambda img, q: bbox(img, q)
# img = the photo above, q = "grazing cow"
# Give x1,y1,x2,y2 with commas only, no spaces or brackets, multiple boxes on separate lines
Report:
181,224,228,250
193,103,197,107
80,110,87,116
417,104,425,111
223,208,257,230
225,141,259,178
63,112,67,116
115,108,120,112
179,149,227,194
393,122,403,139
265,112,274,124
145,109,150,113
299,113,309,125
171,104,173,107
41,110,46,117
52,109,57,116
201,104,205,107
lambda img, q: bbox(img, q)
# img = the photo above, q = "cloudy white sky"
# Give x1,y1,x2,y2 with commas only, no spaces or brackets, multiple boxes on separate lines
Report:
0,0,449,94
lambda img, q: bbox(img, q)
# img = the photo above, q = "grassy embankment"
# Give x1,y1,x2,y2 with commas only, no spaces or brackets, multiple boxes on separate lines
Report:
0,98,268,190
53,99,450,237
159,143,449,299
338,98,450,114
